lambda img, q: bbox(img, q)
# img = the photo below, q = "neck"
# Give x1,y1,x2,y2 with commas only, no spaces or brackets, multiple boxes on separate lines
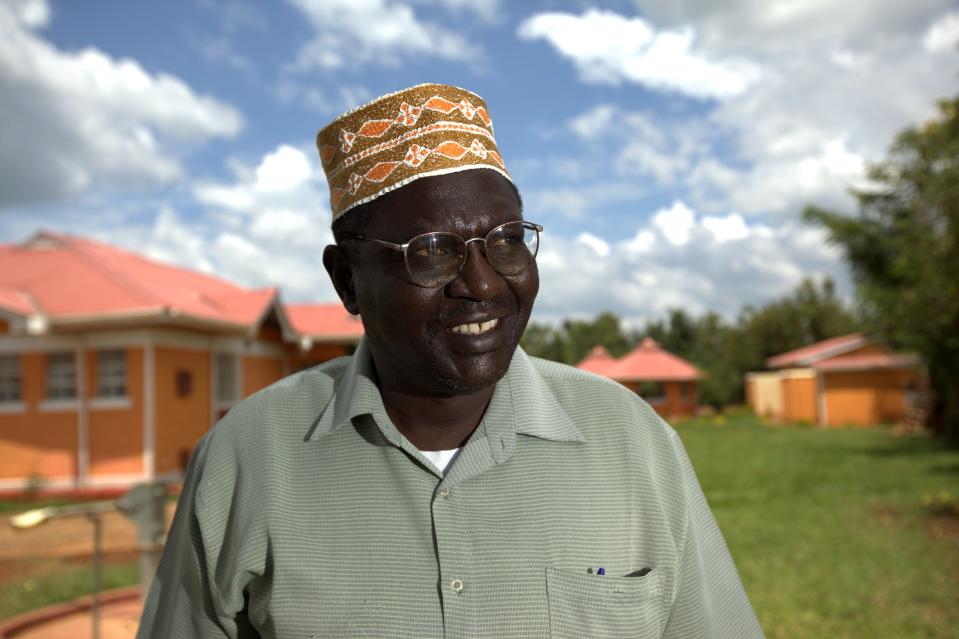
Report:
378,382,495,451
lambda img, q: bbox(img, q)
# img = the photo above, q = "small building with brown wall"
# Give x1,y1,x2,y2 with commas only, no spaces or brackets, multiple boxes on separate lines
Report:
0,231,363,494
745,333,922,427
576,339,701,419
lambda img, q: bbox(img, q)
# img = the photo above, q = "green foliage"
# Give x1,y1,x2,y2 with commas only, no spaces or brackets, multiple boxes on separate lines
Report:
521,311,634,365
804,96,959,440
522,277,859,408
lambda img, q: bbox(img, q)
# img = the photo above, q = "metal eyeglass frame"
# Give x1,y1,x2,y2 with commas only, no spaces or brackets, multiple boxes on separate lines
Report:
347,220,544,288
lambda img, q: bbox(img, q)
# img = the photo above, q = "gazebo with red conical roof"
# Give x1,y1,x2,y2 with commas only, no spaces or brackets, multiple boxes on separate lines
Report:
577,338,701,418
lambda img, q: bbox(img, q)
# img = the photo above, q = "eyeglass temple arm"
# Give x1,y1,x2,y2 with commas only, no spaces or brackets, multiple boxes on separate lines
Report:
353,236,408,252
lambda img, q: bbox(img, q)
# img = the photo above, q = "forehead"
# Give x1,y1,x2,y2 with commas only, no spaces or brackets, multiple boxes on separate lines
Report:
364,169,521,239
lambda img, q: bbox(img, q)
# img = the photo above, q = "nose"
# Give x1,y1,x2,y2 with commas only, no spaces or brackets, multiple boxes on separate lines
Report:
445,239,506,301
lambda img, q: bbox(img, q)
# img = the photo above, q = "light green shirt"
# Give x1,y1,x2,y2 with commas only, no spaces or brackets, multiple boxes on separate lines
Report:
137,340,763,638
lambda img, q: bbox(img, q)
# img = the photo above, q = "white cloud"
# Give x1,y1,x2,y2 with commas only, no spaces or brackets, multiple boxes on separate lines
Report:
287,0,479,71
924,11,959,51
561,2,955,219
576,232,610,257
518,9,760,99
253,145,312,193
100,143,338,303
702,213,749,242
652,201,695,246
0,0,243,209
533,200,847,325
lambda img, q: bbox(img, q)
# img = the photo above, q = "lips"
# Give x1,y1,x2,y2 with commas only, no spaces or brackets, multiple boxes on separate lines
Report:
447,318,500,335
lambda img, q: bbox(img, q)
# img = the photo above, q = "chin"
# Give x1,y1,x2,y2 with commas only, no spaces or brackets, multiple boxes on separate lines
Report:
430,348,517,395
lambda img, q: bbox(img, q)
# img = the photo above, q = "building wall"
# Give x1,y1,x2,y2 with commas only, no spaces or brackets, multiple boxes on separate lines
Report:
290,343,353,372
243,354,286,396
623,380,698,418
781,370,818,423
154,346,212,476
0,352,77,482
86,347,144,477
823,368,920,426
745,372,783,419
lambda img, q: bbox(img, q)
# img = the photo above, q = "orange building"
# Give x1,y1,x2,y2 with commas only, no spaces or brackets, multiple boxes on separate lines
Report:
576,339,701,418
0,231,363,492
745,333,922,427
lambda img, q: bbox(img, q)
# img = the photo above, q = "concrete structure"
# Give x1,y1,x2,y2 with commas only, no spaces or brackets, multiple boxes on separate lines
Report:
0,231,363,492
576,340,701,418
745,333,922,427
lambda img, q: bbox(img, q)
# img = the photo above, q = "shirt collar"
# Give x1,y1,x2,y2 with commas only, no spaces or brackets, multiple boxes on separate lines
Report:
309,338,585,459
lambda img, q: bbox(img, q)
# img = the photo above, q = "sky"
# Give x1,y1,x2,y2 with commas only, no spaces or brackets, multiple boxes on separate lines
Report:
1,0,957,326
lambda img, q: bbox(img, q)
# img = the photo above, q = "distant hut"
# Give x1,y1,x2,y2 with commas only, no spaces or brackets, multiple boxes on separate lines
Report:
745,333,922,426
576,345,617,376
577,338,701,418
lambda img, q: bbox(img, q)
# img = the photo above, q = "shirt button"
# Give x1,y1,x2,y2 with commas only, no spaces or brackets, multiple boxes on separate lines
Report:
439,488,450,499
450,578,464,593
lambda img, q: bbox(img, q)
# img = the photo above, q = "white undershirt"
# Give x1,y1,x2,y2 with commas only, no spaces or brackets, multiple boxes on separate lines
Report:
417,447,461,474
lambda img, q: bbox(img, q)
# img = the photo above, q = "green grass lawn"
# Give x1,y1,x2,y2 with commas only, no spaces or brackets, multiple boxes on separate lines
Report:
675,415,959,639
0,557,138,621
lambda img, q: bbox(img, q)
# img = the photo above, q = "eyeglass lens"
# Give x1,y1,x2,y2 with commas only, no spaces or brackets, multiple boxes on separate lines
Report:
405,221,539,287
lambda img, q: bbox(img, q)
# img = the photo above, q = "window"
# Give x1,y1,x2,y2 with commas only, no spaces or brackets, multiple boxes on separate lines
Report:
0,356,21,402
46,352,76,399
638,381,665,403
214,353,238,404
96,350,127,398
175,369,193,397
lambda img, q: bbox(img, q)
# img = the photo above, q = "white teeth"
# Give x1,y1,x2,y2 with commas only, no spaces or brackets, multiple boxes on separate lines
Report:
450,318,500,335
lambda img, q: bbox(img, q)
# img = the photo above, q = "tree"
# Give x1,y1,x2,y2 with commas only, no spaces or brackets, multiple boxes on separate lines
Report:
805,96,959,441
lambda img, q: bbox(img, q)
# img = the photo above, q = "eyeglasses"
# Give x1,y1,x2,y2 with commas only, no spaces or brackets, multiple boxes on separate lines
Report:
347,220,543,288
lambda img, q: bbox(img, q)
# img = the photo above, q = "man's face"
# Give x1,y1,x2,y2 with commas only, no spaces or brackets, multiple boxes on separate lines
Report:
344,169,539,396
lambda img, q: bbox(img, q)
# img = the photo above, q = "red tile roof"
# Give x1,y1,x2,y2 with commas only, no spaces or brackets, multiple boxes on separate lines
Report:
575,345,617,376
286,303,364,341
592,338,701,382
0,231,361,343
814,353,920,372
766,333,867,369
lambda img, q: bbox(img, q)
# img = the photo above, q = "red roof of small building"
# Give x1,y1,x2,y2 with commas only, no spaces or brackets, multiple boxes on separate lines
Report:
814,352,920,372
603,338,701,382
0,231,278,330
286,303,364,341
0,231,362,343
766,333,867,369
575,345,617,376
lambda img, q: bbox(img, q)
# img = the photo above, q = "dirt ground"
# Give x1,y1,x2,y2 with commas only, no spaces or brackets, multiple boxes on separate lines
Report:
0,504,177,565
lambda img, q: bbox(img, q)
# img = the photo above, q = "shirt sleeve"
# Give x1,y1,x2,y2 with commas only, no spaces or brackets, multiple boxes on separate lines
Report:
661,431,765,639
135,433,261,639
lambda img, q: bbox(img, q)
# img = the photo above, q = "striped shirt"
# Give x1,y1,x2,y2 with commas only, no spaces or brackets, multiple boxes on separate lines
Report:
137,340,763,638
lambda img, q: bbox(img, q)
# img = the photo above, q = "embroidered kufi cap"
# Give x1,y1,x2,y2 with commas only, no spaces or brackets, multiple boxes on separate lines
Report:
316,83,512,222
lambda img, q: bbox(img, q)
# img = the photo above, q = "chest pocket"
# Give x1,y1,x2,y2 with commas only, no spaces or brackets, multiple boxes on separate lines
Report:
546,567,665,639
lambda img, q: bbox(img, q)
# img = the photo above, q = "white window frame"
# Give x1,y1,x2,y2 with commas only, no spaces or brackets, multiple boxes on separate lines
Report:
0,355,22,406
213,352,239,408
96,349,127,399
45,352,77,400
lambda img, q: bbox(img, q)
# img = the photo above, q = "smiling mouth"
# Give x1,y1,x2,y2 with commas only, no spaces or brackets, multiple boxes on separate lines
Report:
447,318,500,335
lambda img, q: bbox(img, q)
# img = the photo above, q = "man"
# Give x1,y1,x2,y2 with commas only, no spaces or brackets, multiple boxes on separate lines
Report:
138,83,763,638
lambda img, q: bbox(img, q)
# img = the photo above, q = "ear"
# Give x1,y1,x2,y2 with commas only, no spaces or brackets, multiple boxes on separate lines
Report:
323,244,360,315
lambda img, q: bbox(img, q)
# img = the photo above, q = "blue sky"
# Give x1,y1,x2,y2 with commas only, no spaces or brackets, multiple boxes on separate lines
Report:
1,0,957,325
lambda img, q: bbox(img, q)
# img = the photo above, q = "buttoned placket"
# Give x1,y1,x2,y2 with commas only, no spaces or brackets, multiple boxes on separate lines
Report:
428,419,515,639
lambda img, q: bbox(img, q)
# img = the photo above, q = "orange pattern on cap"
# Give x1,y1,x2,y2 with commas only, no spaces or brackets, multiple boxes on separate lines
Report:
316,83,511,221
